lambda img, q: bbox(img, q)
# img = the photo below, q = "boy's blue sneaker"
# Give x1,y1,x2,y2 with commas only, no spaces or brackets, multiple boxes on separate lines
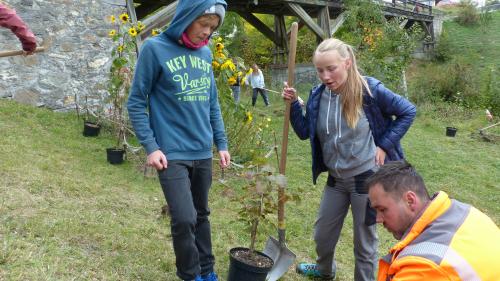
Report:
201,272,218,281
296,263,335,280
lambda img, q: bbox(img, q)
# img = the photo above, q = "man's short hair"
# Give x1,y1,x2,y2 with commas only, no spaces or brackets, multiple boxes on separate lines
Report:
366,160,430,201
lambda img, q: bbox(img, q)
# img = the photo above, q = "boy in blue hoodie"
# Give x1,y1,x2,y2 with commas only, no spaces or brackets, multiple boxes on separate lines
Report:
127,1,229,280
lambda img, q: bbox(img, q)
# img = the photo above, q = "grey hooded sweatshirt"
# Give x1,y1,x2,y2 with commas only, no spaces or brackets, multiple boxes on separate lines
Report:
316,88,376,179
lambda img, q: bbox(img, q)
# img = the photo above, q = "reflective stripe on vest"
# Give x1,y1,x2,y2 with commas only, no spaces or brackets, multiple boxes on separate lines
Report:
395,200,481,280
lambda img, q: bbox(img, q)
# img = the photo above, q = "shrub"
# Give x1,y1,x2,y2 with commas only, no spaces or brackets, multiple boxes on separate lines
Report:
433,30,453,62
483,67,500,115
456,0,480,26
409,59,480,107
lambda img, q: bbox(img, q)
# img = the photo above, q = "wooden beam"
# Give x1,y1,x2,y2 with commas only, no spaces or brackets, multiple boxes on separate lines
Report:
330,11,346,36
138,1,178,41
237,11,280,45
136,2,166,20
127,0,142,49
317,6,331,38
286,3,326,40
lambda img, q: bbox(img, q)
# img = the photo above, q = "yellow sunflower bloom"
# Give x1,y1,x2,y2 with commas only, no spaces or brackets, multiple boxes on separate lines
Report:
247,68,253,75
136,21,146,31
237,71,243,77
215,42,224,51
214,51,226,60
212,60,220,69
128,27,138,37
228,76,237,85
109,15,116,23
119,13,129,23
220,60,235,71
245,111,253,125
108,29,116,37
117,45,124,53
152,29,160,36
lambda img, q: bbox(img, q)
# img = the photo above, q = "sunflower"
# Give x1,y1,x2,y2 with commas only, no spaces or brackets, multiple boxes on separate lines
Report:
136,21,146,31
152,29,160,36
119,13,129,23
212,60,220,69
215,42,224,52
244,111,253,125
214,51,226,60
109,15,116,23
128,27,138,37
108,29,116,37
117,45,124,53
220,59,235,71
228,76,237,85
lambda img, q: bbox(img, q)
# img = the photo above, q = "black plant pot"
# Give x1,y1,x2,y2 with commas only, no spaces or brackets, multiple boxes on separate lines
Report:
83,121,101,137
227,247,274,281
446,127,457,137
106,148,125,164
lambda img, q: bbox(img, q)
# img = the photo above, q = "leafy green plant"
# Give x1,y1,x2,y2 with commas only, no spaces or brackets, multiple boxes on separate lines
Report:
210,36,274,164
433,30,453,62
456,0,480,26
336,0,423,91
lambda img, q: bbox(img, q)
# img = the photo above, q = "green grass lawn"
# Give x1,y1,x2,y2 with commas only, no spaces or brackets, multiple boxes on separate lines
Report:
1,92,498,280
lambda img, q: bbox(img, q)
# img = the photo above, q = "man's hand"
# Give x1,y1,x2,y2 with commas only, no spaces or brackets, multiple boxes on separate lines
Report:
218,150,230,169
147,150,168,170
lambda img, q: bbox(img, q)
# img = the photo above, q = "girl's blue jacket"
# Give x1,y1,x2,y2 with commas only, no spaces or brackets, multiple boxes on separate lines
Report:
290,77,416,184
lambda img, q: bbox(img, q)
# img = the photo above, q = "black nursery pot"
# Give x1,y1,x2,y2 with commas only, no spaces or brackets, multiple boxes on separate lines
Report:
83,121,101,137
227,247,274,281
106,148,125,164
446,127,457,137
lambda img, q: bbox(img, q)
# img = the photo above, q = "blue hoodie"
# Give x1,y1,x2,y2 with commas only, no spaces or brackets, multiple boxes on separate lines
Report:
127,0,228,160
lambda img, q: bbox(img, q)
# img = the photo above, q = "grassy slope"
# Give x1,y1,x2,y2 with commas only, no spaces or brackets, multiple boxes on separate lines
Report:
1,90,498,281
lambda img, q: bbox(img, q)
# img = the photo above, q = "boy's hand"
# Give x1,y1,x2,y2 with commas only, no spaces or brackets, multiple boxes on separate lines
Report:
148,150,168,170
218,150,230,169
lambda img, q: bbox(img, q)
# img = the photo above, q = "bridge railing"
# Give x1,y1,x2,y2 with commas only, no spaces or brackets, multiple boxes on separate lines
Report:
385,0,433,16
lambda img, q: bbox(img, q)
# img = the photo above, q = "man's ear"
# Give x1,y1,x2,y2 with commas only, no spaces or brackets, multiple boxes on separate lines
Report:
405,191,419,212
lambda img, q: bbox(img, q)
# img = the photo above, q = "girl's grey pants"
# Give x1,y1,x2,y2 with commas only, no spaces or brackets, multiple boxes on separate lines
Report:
314,169,378,280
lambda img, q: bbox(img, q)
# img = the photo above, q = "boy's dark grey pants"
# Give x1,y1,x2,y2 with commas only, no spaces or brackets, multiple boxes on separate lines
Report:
314,169,378,281
158,159,214,280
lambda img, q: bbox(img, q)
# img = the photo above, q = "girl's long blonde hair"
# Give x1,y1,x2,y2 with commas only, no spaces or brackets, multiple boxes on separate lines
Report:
314,38,371,128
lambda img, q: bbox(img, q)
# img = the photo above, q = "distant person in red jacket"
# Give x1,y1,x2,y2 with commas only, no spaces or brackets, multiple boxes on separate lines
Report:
0,2,37,55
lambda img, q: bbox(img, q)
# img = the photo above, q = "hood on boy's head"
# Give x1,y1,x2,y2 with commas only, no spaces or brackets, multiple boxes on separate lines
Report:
164,0,227,42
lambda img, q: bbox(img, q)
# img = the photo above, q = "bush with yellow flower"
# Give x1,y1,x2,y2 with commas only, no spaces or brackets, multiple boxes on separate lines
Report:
104,12,152,151
209,36,273,164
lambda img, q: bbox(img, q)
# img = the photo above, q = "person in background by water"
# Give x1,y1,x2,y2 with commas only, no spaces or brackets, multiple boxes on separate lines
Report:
282,38,416,280
367,160,500,281
230,58,241,104
246,63,269,107
0,2,37,55
127,1,229,280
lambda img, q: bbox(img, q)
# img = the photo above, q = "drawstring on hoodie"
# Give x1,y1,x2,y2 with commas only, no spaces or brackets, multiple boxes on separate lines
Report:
326,89,331,135
326,89,342,138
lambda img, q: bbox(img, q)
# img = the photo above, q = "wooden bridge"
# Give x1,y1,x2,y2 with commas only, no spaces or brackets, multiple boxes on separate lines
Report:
126,0,435,62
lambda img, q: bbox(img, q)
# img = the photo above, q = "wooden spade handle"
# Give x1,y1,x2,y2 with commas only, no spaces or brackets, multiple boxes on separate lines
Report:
0,46,46,58
278,22,298,231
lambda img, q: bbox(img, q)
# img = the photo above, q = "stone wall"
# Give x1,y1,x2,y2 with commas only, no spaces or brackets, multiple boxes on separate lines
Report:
0,0,126,111
268,63,320,91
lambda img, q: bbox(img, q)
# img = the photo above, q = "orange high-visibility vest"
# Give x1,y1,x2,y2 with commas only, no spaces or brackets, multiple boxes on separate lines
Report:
378,191,500,281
